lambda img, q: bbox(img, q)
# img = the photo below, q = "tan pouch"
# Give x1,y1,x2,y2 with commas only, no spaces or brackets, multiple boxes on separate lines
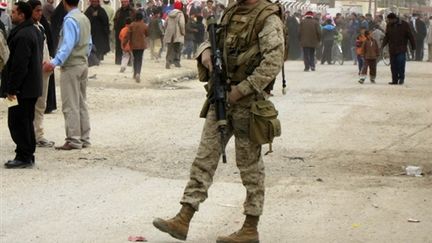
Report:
250,100,281,145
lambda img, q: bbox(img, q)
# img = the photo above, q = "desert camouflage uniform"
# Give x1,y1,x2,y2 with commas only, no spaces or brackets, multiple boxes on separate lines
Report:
180,8,285,217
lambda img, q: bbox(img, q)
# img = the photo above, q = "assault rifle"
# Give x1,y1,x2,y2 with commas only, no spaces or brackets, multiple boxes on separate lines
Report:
207,15,228,163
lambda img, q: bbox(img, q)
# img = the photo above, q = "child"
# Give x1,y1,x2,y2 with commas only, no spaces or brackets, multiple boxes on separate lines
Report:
355,27,367,75
148,10,164,61
359,30,379,84
119,17,132,73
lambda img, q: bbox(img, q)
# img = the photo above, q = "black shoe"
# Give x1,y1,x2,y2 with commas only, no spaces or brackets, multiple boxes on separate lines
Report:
311,67,316,71
399,80,404,85
4,159,34,169
304,68,310,72
388,82,397,85
174,63,181,68
165,63,170,69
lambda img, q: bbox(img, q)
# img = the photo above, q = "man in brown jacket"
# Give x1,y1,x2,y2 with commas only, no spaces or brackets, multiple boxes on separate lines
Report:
382,13,415,85
299,11,321,71
127,12,148,82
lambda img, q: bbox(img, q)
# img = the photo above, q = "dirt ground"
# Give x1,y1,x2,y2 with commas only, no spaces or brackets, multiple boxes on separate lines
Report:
1,53,431,243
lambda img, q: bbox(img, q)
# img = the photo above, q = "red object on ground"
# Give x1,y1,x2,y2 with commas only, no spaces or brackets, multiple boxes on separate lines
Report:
128,236,147,242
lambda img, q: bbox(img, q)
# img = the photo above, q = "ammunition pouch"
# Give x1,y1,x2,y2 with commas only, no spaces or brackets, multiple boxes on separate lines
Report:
250,100,281,145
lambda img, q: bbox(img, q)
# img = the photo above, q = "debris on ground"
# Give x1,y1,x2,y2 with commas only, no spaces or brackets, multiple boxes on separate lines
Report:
405,166,423,177
407,218,421,223
128,236,147,242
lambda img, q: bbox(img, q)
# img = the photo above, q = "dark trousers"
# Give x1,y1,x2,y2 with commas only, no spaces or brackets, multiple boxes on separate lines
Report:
132,49,144,76
357,55,364,74
415,38,424,61
166,42,182,65
390,52,406,84
361,59,377,78
115,34,122,65
8,98,37,162
321,40,334,64
45,73,57,113
303,47,315,70
183,40,194,59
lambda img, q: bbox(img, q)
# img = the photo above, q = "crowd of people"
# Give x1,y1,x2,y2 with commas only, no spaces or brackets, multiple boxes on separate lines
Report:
287,10,432,84
0,0,431,162
110,0,220,78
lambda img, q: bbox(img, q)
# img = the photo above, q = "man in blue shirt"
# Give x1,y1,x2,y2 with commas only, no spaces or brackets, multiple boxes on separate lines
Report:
43,0,92,150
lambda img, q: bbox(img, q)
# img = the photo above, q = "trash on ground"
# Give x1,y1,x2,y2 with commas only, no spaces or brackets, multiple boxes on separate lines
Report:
352,223,360,228
128,236,147,242
407,218,421,223
405,166,423,177
218,203,238,208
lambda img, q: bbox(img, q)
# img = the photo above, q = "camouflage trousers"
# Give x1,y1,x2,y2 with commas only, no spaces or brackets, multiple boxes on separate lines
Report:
180,103,265,216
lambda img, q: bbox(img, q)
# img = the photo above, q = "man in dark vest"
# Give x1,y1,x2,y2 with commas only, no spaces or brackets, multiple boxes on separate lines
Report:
152,0,285,242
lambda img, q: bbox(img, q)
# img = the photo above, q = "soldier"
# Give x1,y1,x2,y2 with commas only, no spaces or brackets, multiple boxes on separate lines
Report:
152,0,285,242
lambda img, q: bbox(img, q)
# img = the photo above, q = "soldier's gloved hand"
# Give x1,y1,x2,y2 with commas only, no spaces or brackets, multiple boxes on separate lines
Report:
228,86,243,104
201,49,213,73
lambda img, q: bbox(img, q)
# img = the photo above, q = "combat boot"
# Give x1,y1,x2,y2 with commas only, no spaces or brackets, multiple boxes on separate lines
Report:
216,215,259,243
152,203,195,240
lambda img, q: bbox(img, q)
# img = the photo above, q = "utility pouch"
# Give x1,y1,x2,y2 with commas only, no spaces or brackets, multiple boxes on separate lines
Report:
250,100,281,145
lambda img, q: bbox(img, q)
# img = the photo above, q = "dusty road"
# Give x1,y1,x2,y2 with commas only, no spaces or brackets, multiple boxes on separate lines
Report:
1,54,431,243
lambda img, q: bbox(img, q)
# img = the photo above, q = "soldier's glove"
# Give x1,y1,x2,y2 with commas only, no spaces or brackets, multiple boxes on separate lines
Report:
201,48,213,73
228,86,243,104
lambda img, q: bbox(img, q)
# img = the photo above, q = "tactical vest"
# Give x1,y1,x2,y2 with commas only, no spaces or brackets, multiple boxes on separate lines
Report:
218,0,282,83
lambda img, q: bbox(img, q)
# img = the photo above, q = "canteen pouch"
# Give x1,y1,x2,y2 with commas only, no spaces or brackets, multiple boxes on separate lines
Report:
250,100,281,145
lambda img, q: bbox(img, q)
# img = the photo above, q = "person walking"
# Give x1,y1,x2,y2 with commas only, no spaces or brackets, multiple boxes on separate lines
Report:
286,11,301,60
119,17,132,72
43,0,92,150
163,1,185,69
359,30,379,84
355,27,367,75
382,13,416,85
127,13,148,83
299,11,321,71
411,14,427,61
85,0,110,61
148,9,164,62
321,19,336,65
152,0,285,242
101,0,115,52
114,0,135,65
348,13,360,64
0,1,43,168
427,16,432,62
183,16,196,59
